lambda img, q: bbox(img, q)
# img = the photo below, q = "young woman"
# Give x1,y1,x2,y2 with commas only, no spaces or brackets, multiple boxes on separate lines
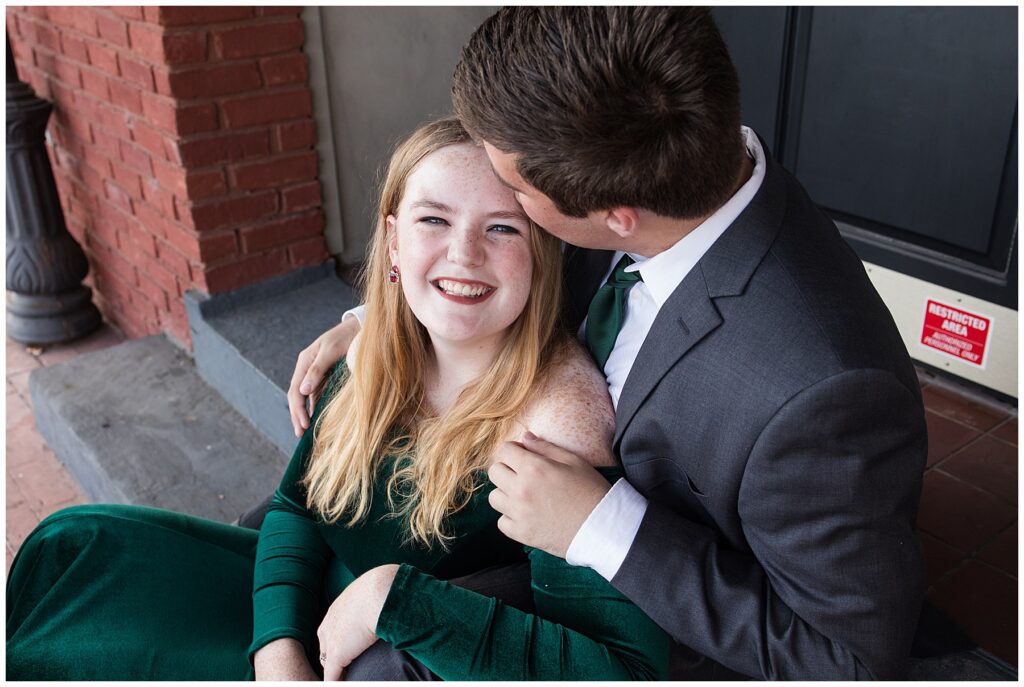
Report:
6,117,669,681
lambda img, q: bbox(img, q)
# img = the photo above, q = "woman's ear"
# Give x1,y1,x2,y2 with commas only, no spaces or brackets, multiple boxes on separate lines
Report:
602,206,641,238
386,215,398,263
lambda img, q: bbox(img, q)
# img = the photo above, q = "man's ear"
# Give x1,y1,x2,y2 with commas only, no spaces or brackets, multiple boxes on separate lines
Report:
601,207,641,238
386,215,398,263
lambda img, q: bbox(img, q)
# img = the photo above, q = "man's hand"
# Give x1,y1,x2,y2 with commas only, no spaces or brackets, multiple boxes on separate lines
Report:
288,316,361,437
318,564,399,681
487,432,612,558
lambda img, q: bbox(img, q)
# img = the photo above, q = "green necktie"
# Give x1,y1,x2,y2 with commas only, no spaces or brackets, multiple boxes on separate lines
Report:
586,254,642,370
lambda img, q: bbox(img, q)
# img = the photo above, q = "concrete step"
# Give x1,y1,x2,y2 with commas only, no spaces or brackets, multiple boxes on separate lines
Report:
185,262,358,456
28,335,288,523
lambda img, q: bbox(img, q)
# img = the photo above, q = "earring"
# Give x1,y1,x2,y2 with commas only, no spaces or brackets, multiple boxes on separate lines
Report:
388,266,400,284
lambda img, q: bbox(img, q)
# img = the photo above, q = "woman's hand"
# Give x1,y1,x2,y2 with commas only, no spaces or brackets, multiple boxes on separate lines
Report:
288,316,361,437
254,637,320,681
318,564,400,681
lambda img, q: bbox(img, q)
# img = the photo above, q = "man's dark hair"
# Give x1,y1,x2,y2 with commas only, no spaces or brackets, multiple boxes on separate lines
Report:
453,7,745,220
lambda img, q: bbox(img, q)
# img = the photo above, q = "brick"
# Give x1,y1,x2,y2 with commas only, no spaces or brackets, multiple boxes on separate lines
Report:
197,231,238,263
65,8,99,37
151,157,188,196
138,251,178,297
33,47,56,76
152,66,173,96
118,54,155,91
108,79,143,115
141,92,217,136
155,7,253,26
64,113,95,147
34,22,59,52
166,62,261,99
288,235,329,267
212,20,304,59
202,249,290,293
103,179,134,213
155,243,194,284
239,211,325,253
109,6,144,21
222,88,312,129
110,162,144,200
186,169,228,201
282,180,322,213
135,201,177,242
260,53,308,87
131,118,168,160
87,41,119,76
121,225,158,264
162,29,208,65
276,119,316,151
81,146,111,177
96,13,129,48
161,221,204,262
48,80,76,110
96,100,132,139
142,179,178,218
92,126,121,159
178,129,270,167
119,139,153,176
79,66,109,99
53,55,82,87
60,32,89,63
128,24,206,66
187,190,278,232
231,151,317,191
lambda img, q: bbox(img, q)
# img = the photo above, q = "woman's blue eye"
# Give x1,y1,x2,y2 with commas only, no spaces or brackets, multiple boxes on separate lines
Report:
421,216,448,225
490,225,520,235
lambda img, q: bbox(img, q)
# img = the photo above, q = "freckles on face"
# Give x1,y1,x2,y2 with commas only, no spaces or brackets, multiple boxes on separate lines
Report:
389,144,534,347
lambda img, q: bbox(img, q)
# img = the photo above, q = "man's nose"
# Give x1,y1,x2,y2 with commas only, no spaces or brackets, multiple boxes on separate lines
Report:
447,230,485,267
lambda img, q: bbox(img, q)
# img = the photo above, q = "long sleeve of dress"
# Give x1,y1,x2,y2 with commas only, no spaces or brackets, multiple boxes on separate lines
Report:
376,536,670,680
247,364,347,663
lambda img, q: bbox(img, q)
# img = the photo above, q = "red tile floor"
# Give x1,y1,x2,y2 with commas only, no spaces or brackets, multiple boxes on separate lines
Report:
5,329,1019,666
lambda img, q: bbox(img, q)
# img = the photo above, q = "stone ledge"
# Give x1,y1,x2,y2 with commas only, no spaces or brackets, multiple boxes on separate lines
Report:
28,335,288,523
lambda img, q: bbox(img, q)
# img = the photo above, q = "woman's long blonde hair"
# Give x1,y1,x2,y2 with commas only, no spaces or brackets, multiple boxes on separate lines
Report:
302,117,568,547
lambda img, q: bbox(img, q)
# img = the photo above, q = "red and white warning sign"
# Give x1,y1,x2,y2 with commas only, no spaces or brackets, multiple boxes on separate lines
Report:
920,299,992,368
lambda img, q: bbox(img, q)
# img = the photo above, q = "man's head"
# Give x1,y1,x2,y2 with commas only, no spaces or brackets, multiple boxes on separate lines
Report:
453,7,745,231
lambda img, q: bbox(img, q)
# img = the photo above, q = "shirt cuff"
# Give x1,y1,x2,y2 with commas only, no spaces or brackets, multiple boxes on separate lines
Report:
342,304,366,325
565,478,648,581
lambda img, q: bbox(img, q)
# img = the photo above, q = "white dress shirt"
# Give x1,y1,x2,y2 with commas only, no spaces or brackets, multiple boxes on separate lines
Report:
565,127,766,580
344,127,767,581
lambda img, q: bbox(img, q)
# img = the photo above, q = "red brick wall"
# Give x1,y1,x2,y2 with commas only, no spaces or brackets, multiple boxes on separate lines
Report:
6,6,329,347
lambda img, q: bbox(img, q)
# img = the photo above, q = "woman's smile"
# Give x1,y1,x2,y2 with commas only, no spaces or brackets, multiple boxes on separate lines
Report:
431,277,497,304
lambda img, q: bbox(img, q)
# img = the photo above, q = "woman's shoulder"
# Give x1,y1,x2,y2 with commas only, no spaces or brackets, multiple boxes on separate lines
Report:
518,342,617,467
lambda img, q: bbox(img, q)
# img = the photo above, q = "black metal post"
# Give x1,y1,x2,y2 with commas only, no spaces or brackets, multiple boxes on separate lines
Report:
6,33,100,344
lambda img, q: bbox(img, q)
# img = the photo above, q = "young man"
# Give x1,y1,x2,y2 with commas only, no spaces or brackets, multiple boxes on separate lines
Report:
289,8,926,679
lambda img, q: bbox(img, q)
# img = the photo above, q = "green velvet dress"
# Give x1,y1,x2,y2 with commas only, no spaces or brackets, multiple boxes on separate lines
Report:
6,362,669,681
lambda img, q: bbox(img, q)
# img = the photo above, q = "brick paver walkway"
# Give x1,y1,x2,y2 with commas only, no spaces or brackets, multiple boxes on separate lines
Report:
6,325,124,571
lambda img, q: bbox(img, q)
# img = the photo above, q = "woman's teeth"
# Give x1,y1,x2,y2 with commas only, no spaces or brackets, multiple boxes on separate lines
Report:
436,280,492,298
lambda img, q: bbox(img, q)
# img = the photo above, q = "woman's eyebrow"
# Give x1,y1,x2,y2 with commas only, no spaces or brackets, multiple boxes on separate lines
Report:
409,200,455,213
486,210,529,222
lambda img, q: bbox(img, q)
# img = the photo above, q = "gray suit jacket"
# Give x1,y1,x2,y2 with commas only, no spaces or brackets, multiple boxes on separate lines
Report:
564,140,927,680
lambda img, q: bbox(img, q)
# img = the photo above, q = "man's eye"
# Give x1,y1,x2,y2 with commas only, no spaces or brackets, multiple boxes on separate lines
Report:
489,225,521,235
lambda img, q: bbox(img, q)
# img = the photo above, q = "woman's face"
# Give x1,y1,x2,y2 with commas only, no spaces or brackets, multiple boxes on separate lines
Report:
388,144,534,349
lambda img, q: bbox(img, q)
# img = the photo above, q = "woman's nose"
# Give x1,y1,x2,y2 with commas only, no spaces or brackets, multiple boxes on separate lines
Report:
447,231,484,267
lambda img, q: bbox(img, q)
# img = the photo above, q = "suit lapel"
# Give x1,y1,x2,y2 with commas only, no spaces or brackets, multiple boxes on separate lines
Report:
613,135,788,447
613,269,721,447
